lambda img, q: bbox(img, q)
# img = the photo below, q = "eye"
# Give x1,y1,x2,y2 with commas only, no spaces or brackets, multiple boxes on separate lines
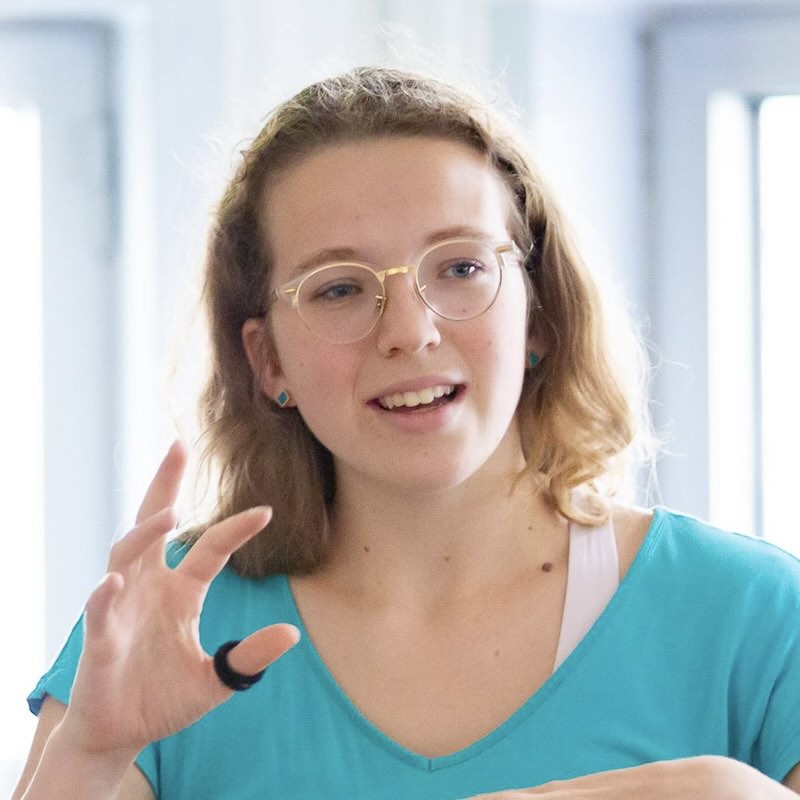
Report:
441,259,485,279
312,281,363,302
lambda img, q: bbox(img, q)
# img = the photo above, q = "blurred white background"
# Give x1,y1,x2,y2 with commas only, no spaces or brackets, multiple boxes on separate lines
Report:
1,0,799,791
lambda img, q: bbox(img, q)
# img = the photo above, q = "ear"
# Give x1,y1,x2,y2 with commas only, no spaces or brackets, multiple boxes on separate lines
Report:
241,318,290,403
526,336,548,363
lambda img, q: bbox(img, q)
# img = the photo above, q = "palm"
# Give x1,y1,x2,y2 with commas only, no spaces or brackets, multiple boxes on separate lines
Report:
60,442,298,755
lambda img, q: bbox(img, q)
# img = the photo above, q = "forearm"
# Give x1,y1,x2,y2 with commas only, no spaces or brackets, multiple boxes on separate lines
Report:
468,756,800,799
19,721,139,800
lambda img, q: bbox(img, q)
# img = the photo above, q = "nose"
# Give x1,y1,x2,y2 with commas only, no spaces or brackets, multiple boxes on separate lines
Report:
373,272,441,356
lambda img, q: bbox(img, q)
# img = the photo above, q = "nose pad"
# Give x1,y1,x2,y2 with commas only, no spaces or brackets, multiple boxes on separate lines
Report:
374,272,441,355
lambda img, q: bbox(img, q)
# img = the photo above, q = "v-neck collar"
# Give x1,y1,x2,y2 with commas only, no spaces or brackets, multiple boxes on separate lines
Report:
278,508,666,771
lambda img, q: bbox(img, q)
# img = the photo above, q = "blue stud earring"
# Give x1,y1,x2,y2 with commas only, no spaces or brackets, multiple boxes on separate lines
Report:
527,352,540,369
276,390,292,408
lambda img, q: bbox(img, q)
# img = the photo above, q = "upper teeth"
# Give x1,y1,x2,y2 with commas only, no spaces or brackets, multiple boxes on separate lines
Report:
378,384,454,409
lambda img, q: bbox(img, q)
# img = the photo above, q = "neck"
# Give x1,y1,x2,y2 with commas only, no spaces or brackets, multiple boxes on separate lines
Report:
321,454,568,609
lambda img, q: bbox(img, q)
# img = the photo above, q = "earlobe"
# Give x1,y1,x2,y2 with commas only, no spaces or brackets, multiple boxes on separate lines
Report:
526,335,547,368
241,318,285,399
276,390,293,408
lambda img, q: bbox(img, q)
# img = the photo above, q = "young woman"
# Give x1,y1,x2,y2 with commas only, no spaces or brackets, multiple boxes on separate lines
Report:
15,67,800,799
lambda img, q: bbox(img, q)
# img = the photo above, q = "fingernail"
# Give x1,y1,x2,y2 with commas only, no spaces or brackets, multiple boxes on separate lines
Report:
169,439,186,457
250,506,273,523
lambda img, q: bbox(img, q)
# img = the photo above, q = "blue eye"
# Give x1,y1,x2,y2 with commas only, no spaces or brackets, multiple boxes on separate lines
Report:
444,259,484,279
313,282,363,302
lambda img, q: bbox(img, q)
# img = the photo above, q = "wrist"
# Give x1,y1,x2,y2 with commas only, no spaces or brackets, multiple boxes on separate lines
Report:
21,721,139,800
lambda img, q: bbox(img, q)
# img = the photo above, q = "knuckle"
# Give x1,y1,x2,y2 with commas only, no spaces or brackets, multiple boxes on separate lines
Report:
108,536,128,564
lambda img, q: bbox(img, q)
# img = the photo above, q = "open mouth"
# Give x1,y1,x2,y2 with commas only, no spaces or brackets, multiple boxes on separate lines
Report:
374,384,462,411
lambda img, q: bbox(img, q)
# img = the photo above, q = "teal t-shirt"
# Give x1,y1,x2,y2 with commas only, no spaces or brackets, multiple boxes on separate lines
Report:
29,508,800,799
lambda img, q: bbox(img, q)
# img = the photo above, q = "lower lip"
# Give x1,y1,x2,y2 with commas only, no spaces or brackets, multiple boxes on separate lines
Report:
369,389,465,433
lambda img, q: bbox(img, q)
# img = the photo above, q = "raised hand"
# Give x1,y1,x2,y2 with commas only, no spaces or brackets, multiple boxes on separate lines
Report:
58,440,299,758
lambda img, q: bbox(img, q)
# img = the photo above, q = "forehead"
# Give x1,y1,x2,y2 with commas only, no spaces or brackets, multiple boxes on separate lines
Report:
261,136,513,278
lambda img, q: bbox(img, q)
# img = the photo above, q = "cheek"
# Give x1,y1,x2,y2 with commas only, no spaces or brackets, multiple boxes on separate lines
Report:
280,338,357,406
273,318,334,391
467,328,526,400
291,359,337,399
477,301,529,399
488,290,530,358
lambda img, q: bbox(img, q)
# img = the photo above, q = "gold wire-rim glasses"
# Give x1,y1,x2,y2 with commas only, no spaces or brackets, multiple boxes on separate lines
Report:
266,237,524,344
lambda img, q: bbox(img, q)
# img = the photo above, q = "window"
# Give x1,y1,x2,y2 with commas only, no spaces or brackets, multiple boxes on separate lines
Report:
0,104,45,789
649,12,800,551
0,22,117,794
707,92,800,552
758,96,800,551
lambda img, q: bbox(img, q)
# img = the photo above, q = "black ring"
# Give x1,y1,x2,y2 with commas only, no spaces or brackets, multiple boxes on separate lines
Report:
213,640,266,691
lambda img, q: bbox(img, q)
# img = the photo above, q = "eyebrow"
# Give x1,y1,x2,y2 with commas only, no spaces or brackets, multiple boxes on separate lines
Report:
286,225,500,279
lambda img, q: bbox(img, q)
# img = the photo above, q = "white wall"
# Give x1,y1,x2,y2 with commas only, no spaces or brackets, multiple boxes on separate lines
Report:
527,5,647,309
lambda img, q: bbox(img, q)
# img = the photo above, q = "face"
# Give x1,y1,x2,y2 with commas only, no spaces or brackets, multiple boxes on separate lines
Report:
243,136,532,496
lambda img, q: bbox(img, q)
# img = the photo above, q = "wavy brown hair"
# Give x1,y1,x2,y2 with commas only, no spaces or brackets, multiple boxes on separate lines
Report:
183,66,649,578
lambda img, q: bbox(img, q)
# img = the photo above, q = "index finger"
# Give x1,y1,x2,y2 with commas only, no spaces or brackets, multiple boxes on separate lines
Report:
177,506,272,585
135,440,188,524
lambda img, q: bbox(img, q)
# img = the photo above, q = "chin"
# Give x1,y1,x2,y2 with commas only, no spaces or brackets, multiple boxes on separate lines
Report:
379,454,498,496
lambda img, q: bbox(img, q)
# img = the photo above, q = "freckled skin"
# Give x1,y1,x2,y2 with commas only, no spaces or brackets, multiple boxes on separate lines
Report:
257,137,530,498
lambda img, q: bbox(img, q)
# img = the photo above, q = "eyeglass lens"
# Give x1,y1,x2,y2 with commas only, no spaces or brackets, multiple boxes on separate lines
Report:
295,240,503,344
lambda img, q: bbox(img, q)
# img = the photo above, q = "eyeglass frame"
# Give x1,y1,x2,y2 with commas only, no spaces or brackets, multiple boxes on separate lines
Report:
265,237,525,342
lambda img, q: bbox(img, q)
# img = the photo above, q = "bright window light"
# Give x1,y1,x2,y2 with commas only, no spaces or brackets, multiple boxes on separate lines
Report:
706,93,757,536
707,93,800,556
0,105,44,782
759,96,800,555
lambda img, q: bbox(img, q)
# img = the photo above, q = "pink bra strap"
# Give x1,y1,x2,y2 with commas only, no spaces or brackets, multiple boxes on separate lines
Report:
553,517,620,671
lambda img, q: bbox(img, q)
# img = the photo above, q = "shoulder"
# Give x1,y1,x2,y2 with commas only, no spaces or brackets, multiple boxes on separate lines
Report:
621,506,800,612
654,507,800,575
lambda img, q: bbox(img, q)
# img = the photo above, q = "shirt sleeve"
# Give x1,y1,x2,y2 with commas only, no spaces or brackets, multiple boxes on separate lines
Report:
27,616,84,714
